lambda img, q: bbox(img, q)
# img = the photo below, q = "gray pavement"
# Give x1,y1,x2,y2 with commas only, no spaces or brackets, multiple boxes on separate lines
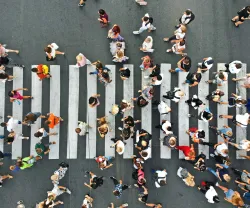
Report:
1,0,250,207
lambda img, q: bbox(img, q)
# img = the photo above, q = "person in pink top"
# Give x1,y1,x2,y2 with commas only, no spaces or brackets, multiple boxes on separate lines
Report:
0,43,19,57
75,53,91,68
8,88,33,103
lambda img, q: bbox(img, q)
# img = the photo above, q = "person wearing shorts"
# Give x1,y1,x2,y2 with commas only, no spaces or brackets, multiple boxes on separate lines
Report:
232,6,250,27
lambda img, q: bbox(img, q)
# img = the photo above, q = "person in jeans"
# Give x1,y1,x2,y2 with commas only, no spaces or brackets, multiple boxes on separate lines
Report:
209,125,233,141
133,13,156,35
23,112,46,126
207,164,231,182
232,168,250,184
110,176,130,198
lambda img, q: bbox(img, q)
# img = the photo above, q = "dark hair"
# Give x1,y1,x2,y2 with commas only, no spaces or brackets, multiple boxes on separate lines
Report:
112,25,120,35
44,47,51,53
159,180,166,186
141,151,148,157
8,90,14,97
167,126,172,131
34,131,43,138
31,68,38,73
0,122,7,127
218,91,225,96
235,63,242,69
89,97,96,105
239,99,247,104
198,130,205,138
113,190,120,196
213,196,220,203
184,56,191,63
199,164,206,172
247,6,250,12
143,16,149,22
24,113,36,122
157,75,162,81
155,64,160,70
149,17,153,24
185,10,191,15
102,72,109,80
180,39,186,45
96,62,103,69
218,73,225,80
99,9,106,15
45,120,51,125
120,101,128,110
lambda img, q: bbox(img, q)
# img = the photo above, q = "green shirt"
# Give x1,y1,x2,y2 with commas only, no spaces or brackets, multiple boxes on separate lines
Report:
35,143,46,158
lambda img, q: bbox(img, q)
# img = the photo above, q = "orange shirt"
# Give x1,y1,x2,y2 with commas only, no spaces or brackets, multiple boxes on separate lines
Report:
47,113,60,129
37,64,48,80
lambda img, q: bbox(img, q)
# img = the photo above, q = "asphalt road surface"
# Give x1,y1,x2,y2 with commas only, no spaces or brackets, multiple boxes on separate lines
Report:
1,0,250,207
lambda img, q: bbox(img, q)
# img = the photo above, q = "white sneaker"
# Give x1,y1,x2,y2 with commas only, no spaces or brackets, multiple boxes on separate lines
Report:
215,182,219,187
144,76,149,79
133,31,140,35
66,188,71,194
118,127,123,131
25,137,29,140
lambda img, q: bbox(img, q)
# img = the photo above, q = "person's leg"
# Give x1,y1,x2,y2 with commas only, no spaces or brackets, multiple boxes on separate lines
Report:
5,49,19,54
219,115,233,119
3,152,12,157
122,185,129,191
235,21,244,26
110,177,119,185
22,96,32,99
78,0,85,6
231,168,242,177
216,183,228,192
202,142,214,147
47,132,58,136
198,186,207,194
232,15,239,21
207,167,218,178
55,51,65,55
168,35,177,41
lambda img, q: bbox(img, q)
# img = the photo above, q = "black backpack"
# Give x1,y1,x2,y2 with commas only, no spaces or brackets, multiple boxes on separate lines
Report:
92,177,104,189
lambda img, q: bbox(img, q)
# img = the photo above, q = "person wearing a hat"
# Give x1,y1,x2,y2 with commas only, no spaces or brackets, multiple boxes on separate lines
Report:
75,53,91,68
198,181,220,204
94,156,114,170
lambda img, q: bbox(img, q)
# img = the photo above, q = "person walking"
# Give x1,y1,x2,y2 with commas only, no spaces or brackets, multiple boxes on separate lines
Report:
229,140,250,151
94,156,114,170
75,121,91,136
177,167,195,187
23,112,46,126
1,115,26,132
140,36,154,53
185,94,204,110
207,164,231,182
175,9,195,28
84,171,104,189
232,73,250,88
31,64,51,80
175,144,196,160
133,13,156,35
206,71,228,86
198,57,214,73
10,155,36,172
188,107,213,122
35,141,56,160
169,56,191,73
206,89,225,104
216,183,244,207
163,87,185,103
0,56,24,69
109,176,130,198
89,94,100,108
140,55,152,71
166,39,186,55
224,60,243,74
75,53,91,68
8,88,32,103
34,128,58,141
51,162,69,185
152,169,167,188
44,43,64,61
0,174,13,187
209,125,233,141
4,131,29,144
232,6,250,27
107,25,124,41
45,113,63,129
98,9,109,27
222,93,247,108
110,138,125,155
47,184,71,199
163,25,186,42
0,43,19,56
183,68,202,87
81,194,93,208
197,181,220,204
219,113,250,128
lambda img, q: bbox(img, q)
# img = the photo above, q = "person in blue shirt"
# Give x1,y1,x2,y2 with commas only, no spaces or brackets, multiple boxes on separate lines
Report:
110,176,130,198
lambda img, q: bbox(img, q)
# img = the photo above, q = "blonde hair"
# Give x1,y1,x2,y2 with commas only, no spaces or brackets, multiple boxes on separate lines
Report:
224,175,231,182
116,50,124,58
76,54,83,62
117,147,123,153
186,175,195,187
51,174,58,181
180,25,187,33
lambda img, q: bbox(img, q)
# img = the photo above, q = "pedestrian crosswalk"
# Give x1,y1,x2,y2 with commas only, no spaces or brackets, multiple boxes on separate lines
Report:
0,63,248,160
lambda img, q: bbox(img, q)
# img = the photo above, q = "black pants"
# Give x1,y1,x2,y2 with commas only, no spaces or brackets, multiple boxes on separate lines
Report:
199,181,215,194
232,168,242,177
188,113,203,120
111,177,129,191
168,35,178,41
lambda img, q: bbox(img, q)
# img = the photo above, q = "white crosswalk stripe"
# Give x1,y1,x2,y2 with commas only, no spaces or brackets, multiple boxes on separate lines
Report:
0,63,248,160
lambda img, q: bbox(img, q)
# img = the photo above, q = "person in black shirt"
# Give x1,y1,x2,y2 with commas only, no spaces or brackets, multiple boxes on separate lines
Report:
132,95,148,108
185,94,204,110
232,6,250,27
183,68,202,87
0,56,24,69
169,56,191,73
119,67,130,80
84,171,104,189
144,64,160,79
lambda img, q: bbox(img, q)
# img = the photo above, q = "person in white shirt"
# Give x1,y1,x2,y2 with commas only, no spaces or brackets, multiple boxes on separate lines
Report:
110,138,125,155
133,13,156,35
198,182,220,204
152,100,171,115
34,128,57,141
151,74,163,86
229,139,250,151
219,113,250,128
140,36,154,53
163,87,185,103
163,25,186,42
155,120,172,135
81,194,93,208
214,142,228,158
1,115,24,132
75,121,91,136
166,39,186,55
139,147,151,161
206,71,228,86
199,57,214,72
224,61,243,74
175,9,195,28
153,169,167,188
232,73,250,88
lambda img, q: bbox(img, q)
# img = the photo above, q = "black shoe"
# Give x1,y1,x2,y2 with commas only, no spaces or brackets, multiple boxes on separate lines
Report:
85,171,90,174
110,176,115,179
59,162,69,168
175,25,180,29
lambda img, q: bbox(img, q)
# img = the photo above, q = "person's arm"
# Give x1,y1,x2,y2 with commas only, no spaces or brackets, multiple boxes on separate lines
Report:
44,149,50,155
52,201,63,207
110,203,114,208
145,204,157,207
103,163,113,169
84,182,92,189
15,88,27,91
93,94,100,98
189,82,199,87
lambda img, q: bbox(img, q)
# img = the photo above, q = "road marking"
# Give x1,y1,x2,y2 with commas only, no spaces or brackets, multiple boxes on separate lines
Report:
123,64,134,159
198,67,209,158
12,67,23,159
67,65,79,159
49,65,60,159
236,63,247,159
0,80,5,152
105,65,116,157
160,64,171,159
86,65,97,159
141,68,152,158
30,65,42,156
178,72,189,158
217,63,228,143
